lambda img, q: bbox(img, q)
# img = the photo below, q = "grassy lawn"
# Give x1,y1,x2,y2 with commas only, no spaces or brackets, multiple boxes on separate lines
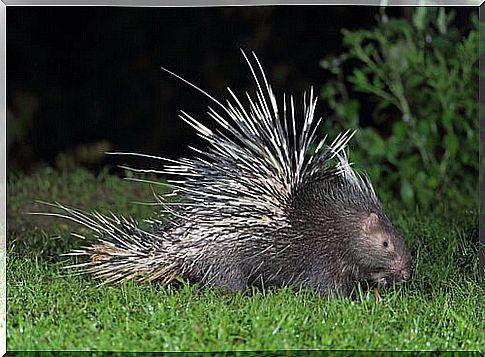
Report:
6,167,484,352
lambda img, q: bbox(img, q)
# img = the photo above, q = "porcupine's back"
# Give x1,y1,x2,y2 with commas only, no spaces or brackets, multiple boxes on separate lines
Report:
52,51,413,296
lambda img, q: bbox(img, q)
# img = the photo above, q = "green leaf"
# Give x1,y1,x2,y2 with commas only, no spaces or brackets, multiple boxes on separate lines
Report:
360,129,386,159
400,180,415,206
412,8,428,32
444,133,459,158
392,121,408,142
349,69,369,90
335,100,359,127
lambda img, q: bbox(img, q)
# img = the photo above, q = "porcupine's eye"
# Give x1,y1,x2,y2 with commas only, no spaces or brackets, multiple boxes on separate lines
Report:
382,241,389,248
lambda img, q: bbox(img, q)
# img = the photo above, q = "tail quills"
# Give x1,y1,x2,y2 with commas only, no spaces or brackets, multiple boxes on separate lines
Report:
33,202,179,285
71,242,180,285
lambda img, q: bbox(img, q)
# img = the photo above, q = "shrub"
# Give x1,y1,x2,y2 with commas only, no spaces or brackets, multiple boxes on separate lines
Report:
320,8,479,207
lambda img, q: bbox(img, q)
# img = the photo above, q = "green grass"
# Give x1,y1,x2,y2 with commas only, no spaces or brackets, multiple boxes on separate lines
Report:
6,167,484,352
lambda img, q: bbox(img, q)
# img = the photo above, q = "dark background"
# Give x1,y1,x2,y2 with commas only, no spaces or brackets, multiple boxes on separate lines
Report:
7,6,476,172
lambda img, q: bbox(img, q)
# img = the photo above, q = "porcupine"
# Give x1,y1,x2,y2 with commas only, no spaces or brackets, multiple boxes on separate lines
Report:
49,51,413,297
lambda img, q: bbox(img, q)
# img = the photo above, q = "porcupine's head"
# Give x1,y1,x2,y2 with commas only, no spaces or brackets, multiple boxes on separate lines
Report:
290,163,413,290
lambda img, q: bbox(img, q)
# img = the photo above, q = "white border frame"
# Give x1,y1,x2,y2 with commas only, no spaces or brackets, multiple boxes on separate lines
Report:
1,2,482,356
1,1,6,356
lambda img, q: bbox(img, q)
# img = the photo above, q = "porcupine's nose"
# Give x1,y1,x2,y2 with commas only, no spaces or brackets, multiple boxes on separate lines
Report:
398,262,413,282
400,269,411,282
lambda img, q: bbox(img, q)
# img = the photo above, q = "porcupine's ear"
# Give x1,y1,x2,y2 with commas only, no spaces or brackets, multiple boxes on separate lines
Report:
362,212,380,234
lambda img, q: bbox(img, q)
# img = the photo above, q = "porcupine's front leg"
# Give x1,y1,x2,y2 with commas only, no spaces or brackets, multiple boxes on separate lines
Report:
289,262,351,297
294,278,350,297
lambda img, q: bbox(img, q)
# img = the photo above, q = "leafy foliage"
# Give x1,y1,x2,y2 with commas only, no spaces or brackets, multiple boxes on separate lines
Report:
320,8,479,207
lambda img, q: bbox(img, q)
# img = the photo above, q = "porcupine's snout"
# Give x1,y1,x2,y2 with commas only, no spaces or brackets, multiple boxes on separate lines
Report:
395,258,413,283
388,250,413,285
369,246,413,287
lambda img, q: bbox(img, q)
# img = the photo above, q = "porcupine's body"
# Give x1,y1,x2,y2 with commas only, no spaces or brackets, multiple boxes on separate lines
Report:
56,52,413,296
